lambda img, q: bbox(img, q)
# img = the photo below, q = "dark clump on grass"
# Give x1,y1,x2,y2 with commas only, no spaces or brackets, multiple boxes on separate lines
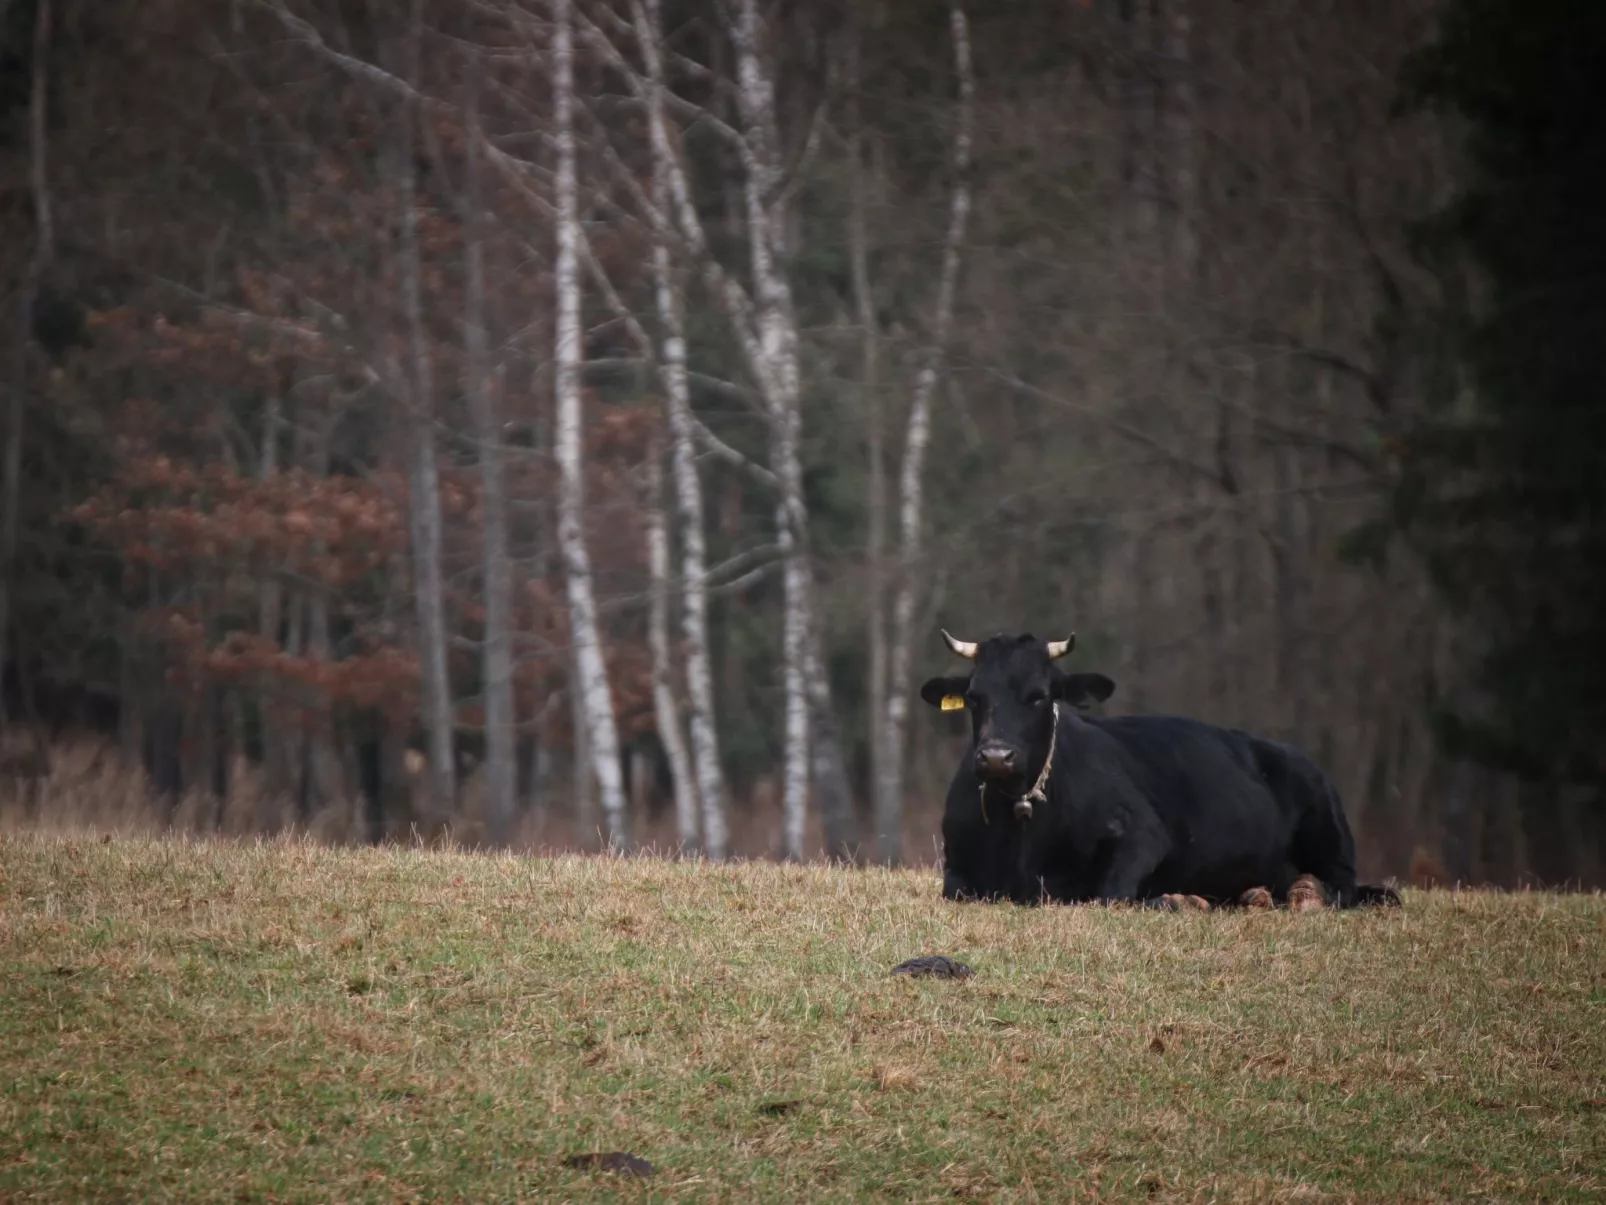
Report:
1357,882,1406,908
758,1098,804,1116
560,1152,655,1177
890,954,975,979
2,835,1603,1203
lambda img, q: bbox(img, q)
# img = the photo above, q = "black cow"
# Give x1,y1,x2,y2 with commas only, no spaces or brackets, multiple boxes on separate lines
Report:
921,629,1401,909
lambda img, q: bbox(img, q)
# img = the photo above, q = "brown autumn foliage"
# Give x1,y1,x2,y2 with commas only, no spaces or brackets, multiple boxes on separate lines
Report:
0,0,1598,881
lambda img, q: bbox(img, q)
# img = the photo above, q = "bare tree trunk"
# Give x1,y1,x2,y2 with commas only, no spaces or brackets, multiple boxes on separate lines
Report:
1,0,51,735
283,591,308,819
307,588,345,812
1126,0,1160,249
300,413,344,816
630,0,847,857
731,0,813,860
805,631,859,862
399,112,457,817
879,3,973,867
850,21,890,866
553,0,628,848
776,506,810,861
256,394,295,802
402,312,456,817
1164,0,1197,285
118,567,142,768
566,674,593,842
462,84,515,844
644,0,729,857
644,435,698,849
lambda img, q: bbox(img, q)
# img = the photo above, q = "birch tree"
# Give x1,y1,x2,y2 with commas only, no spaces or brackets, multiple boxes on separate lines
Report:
639,0,729,859
643,434,699,848
876,3,973,866
729,0,812,859
553,0,628,847
616,0,846,858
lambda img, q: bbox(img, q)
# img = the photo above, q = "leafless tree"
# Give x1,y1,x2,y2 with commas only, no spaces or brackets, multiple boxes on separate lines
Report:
397,6,457,818
461,82,517,842
553,0,628,846
875,2,973,866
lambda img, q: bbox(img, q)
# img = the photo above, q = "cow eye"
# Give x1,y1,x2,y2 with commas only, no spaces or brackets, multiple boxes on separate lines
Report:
1023,691,1047,707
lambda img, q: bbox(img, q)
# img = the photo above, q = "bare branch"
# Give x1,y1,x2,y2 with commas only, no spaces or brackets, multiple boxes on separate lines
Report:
1243,327,1394,414
251,0,438,110
707,559,782,599
972,363,1228,492
691,418,779,489
572,2,744,149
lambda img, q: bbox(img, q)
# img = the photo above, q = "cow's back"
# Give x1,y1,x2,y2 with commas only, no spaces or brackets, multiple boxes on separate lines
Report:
1080,714,1294,897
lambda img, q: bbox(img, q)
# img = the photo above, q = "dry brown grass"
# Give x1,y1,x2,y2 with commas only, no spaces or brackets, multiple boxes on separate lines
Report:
2,828,1604,1202
0,739,945,864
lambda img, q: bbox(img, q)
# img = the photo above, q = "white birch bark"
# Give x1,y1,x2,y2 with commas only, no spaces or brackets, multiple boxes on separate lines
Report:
732,0,811,861
644,435,699,849
880,3,974,863
629,0,852,857
462,87,516,843
553,0,628,848
642,0,729,859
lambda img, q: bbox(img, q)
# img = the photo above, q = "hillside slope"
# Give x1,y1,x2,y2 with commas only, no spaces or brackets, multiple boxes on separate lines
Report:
1,835,1602,1202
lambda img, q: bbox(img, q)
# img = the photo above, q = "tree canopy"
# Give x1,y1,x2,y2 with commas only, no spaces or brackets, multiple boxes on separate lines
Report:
1394,0,1606,804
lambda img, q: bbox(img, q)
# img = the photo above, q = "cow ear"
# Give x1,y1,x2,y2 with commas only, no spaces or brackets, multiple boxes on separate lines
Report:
920,676,969,711
1054,672,1115,709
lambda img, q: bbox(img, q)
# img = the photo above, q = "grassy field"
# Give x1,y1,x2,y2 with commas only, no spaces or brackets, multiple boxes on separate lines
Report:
1,834,1603,1203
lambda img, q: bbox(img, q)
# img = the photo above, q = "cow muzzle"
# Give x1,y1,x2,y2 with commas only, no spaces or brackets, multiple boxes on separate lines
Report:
973,742,1018,780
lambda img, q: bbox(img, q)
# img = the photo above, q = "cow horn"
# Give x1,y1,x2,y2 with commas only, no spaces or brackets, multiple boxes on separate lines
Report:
940,629,978,660
1044,634,1076,660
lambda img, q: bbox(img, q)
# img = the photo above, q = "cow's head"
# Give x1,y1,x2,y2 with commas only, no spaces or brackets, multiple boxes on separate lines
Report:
920,629,1114,788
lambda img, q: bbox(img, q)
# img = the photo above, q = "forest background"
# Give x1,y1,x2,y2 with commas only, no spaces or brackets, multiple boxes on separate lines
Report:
2,0,1601,887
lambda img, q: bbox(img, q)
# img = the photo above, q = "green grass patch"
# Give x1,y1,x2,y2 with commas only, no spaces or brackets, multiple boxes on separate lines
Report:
1,834,1603,1202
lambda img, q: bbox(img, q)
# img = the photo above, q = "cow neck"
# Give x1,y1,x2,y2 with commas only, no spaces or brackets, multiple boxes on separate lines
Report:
980,701,1059,825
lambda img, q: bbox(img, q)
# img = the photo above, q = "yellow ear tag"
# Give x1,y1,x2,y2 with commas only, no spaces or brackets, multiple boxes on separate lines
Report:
940,694,966,712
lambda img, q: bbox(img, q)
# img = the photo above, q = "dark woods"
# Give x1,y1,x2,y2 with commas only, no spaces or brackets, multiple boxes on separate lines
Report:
0,0,1602,886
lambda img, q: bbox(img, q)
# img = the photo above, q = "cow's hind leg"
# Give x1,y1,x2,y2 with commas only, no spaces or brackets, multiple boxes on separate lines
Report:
1288,777,1364,907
